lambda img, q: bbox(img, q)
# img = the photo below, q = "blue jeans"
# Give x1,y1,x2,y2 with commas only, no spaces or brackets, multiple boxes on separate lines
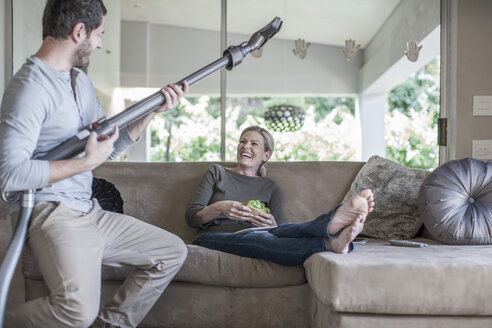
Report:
193,204,354,266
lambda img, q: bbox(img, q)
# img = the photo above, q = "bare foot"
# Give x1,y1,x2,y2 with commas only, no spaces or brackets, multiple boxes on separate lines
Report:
327,189,374,236
326,214,365,254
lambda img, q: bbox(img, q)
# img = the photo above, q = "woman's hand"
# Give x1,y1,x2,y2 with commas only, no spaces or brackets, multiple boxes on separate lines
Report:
196,200,277,227
249,211,277,227
219,200,255,222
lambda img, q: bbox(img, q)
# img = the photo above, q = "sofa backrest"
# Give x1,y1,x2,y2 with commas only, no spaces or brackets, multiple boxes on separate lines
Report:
93,161,364,243
0,161,364,244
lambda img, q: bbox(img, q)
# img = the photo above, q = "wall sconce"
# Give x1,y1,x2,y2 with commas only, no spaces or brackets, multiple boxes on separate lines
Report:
405,40,422,62
251,47,263,58
293,38,311,60
342,39,360,61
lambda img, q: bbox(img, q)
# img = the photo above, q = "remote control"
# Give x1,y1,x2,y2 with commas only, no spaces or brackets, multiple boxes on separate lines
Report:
389,240,428,248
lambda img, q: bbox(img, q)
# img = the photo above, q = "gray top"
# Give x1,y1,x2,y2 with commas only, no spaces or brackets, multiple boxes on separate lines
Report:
0,56,136,213
185,164,283,232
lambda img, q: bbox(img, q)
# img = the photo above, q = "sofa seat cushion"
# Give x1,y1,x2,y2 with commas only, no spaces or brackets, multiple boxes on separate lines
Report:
176,245,306,287
25,245,306,288
304,238,492,316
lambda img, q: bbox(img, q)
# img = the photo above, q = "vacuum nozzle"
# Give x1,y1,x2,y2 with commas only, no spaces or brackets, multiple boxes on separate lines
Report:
248,17,283,51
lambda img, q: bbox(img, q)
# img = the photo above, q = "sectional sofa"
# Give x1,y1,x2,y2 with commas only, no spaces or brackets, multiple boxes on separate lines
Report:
1,161,492,327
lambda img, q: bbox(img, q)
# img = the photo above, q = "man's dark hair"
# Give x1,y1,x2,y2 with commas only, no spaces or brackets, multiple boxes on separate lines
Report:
42,0,107,40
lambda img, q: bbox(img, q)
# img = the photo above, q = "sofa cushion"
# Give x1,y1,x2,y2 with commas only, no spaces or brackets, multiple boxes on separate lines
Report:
25,245,306,288
419,158,492,244
175,245,306,287
343,156,429,239
304,239,492,316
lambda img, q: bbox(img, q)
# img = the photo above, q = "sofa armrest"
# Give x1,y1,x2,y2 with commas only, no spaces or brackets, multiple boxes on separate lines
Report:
303,238,492,316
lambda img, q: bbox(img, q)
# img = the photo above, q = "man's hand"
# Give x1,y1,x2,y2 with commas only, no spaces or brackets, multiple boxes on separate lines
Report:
127,81,189,142
155,80,189,113
83,126,119,171
47,127,119,185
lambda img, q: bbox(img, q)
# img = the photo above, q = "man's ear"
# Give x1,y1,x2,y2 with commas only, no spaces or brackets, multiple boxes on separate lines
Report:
71,22,86,43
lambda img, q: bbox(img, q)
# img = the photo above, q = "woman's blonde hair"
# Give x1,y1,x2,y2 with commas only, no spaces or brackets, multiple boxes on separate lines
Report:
240,126,275,177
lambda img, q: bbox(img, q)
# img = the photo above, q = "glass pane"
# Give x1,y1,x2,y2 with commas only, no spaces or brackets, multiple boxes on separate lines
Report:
149,95,221,162
99,0,222,162
225,96,358,161
226,0,440,163
13,0,222,162
225,0,368,161
385,56,440,170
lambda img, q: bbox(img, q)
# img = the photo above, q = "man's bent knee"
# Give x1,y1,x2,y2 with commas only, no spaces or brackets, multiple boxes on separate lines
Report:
154,235,187,275
51,293,100,328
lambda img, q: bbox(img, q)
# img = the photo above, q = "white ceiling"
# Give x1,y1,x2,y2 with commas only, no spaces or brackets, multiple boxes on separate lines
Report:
121,0,401,48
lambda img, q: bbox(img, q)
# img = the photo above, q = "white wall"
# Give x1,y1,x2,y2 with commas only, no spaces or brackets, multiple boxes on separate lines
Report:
455,0,492,159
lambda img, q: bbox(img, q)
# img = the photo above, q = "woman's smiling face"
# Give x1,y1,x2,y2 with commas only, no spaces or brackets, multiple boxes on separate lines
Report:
236,130,271,171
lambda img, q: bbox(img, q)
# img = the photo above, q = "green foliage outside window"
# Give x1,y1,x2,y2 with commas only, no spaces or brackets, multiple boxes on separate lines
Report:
150,96,358,162
386,57,440,170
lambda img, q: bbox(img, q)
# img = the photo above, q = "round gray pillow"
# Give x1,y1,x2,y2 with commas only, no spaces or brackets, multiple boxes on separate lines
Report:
419,158,492,244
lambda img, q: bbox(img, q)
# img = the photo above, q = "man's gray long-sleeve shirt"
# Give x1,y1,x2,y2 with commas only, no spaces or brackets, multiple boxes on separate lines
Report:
0,56,135,213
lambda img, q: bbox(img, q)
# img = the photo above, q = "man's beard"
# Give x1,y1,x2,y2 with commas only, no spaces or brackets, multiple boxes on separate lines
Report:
72,38,92,71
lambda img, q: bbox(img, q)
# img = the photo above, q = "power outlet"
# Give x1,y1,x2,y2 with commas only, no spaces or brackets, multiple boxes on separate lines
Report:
472,140,492,159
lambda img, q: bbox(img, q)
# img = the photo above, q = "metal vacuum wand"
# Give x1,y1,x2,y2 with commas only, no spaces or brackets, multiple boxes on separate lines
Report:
0,16,282,327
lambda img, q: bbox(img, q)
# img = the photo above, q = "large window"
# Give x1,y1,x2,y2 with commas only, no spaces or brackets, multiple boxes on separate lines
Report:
11,0,441,163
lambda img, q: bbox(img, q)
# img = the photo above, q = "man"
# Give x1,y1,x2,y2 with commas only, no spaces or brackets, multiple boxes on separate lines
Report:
0,0,189,327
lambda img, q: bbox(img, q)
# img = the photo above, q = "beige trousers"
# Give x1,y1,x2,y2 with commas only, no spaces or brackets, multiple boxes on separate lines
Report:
5,200,187,328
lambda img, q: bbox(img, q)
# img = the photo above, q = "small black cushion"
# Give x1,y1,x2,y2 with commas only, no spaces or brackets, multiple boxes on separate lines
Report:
419,158,492,244
91,177,124,214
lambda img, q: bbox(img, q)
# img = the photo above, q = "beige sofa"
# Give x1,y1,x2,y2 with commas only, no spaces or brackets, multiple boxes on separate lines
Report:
2,161,492,328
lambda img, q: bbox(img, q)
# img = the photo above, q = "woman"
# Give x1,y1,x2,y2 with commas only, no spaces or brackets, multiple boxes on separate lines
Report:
185,125,374,266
